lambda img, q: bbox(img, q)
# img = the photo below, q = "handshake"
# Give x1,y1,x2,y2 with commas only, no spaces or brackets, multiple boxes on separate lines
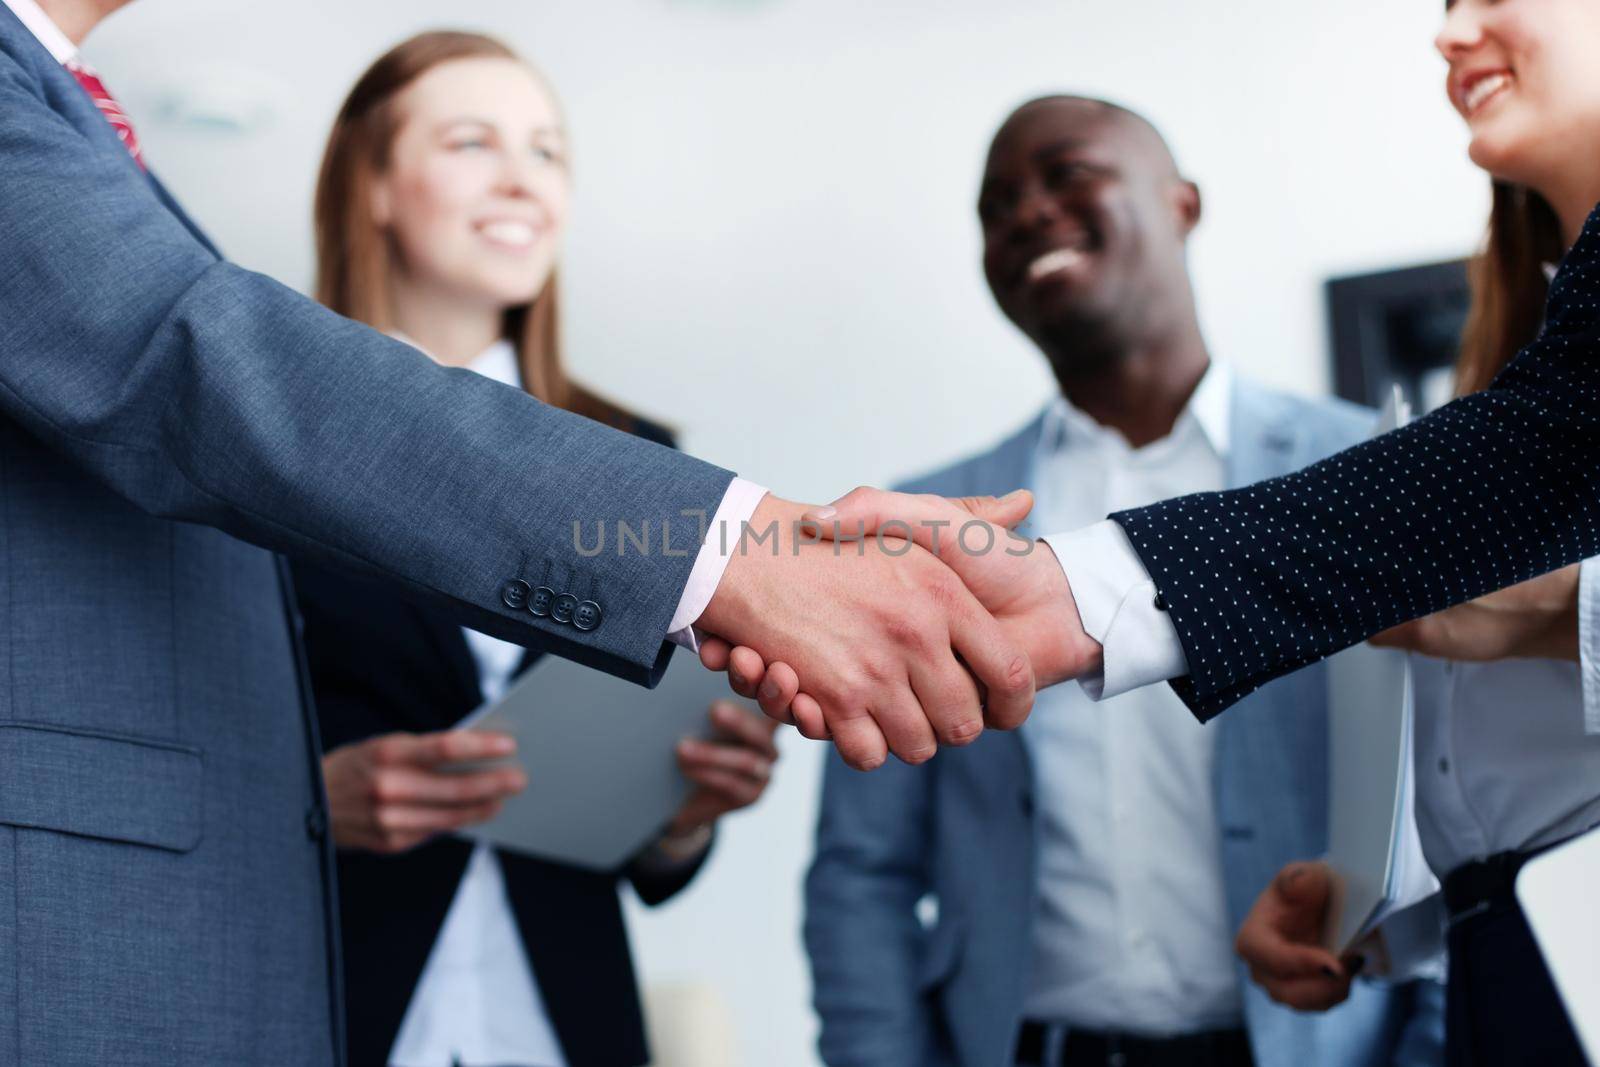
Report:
693,487,1105,770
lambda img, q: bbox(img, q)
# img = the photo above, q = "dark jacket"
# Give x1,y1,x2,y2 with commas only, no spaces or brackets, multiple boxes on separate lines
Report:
295,417,707,1067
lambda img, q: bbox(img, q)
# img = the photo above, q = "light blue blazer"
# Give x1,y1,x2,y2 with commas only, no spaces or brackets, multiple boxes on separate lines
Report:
805,377,1446,1067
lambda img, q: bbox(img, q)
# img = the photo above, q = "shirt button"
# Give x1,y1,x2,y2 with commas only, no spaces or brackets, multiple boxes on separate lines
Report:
1438,757,1451,775
305,805,328,842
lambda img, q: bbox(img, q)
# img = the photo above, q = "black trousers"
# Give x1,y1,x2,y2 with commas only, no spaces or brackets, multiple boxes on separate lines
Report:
1444,894,1586,1067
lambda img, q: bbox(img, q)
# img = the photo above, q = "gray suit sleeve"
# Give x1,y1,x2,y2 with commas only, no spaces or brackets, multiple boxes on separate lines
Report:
0,55,732,685
804,750,951,1067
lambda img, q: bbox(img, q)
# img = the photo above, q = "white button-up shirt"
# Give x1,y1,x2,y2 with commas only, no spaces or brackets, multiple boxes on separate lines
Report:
1020,363,1244,1034
1411,570,1600,877
389,340,568,1067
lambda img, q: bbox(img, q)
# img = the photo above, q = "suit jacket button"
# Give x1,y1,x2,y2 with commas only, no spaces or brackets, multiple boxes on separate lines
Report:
529,586,555,617
551,592,578,624
501,579,531,610
573,600,603,632
305,805,328,842
1153,591,1169,611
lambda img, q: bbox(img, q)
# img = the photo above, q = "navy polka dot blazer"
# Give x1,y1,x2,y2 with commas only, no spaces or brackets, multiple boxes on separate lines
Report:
1114,204,1600,722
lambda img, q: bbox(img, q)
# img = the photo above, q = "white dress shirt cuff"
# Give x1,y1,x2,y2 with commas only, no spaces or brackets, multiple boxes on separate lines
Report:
1044,520,1190,701
666,477,769,653
1580,558,1600,735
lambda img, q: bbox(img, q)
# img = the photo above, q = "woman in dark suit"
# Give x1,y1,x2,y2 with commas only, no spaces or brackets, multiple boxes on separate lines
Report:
295,31,780,1067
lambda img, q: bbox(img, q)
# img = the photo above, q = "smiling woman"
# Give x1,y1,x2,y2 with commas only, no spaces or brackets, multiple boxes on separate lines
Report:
290,28,783,1067
312,30,636,429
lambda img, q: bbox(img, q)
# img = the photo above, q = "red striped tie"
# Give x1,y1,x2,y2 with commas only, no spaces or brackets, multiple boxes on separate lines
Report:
64,57,145,170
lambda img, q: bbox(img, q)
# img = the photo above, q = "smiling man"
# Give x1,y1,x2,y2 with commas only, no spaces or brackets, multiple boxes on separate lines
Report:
804,97,1446,1067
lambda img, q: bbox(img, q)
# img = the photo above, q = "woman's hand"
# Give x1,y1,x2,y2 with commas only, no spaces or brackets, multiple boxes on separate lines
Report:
322,730,527,853
662,700,781,844
1236,861,1362,1011
1370,563,1581,662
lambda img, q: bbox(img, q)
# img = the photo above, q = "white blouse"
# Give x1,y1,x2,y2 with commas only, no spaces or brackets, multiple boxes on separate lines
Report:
387,339,567,1067
1411,558,1600,878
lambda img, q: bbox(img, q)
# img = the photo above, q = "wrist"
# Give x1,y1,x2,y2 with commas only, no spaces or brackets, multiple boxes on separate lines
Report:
1028,540,1103,688
656,821,714,861
698,493,806,637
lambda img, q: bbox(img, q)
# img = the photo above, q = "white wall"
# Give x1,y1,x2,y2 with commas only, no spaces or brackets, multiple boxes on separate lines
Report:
88,2,1489,1063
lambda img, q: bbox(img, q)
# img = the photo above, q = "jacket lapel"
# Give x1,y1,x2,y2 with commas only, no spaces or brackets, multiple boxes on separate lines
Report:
1225,378,1307,492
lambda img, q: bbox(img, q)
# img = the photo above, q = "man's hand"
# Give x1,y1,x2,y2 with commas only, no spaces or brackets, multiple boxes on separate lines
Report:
667,700,781,836
699,488,1102,742
1235,861,1360,1011
697,493,1035,772
1370,563,1581,662
322,730,527,853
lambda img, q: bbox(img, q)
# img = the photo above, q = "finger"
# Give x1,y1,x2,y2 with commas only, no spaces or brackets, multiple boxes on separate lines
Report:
372,765,527,807
804,487,1033,541
844,676,937,767
825,701,891,771
1259,974,1354,1012
951,490,1034,529
791,692,830,741
374,799,505,840
400,729,518,768
1368,619,1425,652
1240,928,1344,981
906,644,985,748
698,636,733,671
678,766,765,809
1275,861,1334,916
678,737,775,780
707,700,782,759
727,646,769,700
943,585,1035,731
755,662,802,722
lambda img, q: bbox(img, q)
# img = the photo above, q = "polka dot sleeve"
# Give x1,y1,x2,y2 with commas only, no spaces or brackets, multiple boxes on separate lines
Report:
1112,204,1600,722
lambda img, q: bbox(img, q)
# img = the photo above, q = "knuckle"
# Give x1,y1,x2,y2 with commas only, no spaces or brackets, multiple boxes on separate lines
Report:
943,715,984,746
999,654,1032,695
368,772,401,805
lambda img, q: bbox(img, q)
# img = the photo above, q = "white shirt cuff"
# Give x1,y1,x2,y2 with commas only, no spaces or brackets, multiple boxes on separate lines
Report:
1580,558,1600,735
1044,520,1189,700
665,478,769,653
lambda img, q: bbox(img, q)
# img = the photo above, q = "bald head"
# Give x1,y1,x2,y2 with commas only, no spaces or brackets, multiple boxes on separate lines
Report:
977,94,1201,380
991,95,1182,182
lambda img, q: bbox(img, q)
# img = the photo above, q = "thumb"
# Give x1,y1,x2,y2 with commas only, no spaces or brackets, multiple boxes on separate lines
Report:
1275,861,1333,911
951,489,1034,529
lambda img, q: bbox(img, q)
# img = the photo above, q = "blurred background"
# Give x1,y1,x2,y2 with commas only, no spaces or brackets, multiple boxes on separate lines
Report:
88,1,1488,1062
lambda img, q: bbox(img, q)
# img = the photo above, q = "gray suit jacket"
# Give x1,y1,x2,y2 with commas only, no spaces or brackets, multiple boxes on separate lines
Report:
805,378,1446,1067
0,11,731,1065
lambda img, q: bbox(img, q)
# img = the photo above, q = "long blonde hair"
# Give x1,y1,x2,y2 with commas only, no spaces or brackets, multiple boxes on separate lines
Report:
313,30,639,432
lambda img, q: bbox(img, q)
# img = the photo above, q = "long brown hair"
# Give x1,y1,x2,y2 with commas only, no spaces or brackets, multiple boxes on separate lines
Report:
1456,180,1566,394
314,30,641,433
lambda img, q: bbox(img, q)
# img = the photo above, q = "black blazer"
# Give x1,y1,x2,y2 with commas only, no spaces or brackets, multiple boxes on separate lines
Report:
296,417,706,1067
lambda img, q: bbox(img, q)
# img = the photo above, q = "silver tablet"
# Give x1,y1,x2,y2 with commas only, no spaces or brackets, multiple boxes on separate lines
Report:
449,647,731,871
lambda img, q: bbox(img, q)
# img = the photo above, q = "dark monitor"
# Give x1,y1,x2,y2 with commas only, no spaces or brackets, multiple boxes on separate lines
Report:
1326,259,1471,415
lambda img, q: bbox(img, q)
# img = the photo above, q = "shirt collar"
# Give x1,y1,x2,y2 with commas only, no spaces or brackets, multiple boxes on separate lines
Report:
3,0,78,64
1039,359,1232,458
390,331,522,390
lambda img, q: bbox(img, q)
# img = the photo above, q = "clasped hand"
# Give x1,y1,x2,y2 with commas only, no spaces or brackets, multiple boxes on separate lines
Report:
695,487,1104,771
